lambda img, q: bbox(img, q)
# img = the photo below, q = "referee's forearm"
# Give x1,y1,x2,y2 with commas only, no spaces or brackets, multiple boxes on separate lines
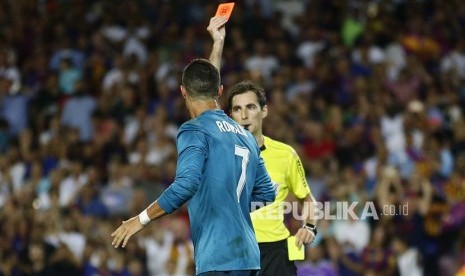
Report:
303,194,318,226
209,40,224,71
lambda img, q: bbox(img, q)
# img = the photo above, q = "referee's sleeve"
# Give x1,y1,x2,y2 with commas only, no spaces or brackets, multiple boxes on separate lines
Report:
287,149,310,199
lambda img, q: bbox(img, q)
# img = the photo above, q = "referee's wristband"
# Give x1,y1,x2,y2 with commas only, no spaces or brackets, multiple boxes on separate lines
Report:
138,209,151,225
302,223,317,236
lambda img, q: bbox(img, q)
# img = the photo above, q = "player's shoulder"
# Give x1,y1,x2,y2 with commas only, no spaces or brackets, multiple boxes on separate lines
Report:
178,117,210,138
180,118,202,131
179,110,230,135
264,136,299,158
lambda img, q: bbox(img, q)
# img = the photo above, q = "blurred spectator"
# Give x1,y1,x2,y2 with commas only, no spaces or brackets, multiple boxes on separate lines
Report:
333,215,370,254
441,39,465,81
244,39,280,85
58,58,82,95
359,224,396,274
60,83,97,141
0,82,30,136
297,240,338,276
100,159,133,216
391,235,423,276
58,160,87,208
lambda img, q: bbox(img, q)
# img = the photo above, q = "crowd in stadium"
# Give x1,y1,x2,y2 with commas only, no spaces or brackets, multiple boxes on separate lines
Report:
0,0,464,275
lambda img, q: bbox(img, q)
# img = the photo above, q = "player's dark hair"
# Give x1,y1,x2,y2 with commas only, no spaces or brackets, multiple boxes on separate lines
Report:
227,80,267,111
182,58,220,99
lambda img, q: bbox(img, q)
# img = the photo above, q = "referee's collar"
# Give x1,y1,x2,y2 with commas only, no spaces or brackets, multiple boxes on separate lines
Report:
260,136,267,151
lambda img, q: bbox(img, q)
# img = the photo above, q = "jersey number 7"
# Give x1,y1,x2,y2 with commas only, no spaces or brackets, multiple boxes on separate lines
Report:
234,145,249,203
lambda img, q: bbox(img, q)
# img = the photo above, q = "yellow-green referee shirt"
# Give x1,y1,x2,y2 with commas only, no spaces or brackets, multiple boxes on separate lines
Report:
251,136,311,243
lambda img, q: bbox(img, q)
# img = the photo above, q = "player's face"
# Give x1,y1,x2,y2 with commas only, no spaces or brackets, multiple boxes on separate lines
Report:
230,91,267,136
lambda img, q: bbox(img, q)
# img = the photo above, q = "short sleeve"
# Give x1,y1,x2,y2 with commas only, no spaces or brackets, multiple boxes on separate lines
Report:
287,149,310,199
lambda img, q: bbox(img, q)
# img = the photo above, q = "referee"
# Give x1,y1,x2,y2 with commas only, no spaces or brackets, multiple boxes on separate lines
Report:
227,81,318,276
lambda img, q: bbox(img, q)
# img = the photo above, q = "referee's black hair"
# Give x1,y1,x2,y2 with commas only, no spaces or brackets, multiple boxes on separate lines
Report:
226,81,267,111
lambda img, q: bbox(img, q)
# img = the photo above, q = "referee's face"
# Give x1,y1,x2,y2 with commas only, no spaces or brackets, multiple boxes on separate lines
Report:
230,91,268,136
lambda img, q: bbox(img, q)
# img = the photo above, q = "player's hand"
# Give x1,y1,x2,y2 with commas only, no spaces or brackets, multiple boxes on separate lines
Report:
295,227,315,249
111,216,144,248
207,16,228,43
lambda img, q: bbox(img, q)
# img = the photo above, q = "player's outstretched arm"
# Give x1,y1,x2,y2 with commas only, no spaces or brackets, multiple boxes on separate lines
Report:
111,128,207,249
111,201,166,248
156,129,207,213
207,16,228,71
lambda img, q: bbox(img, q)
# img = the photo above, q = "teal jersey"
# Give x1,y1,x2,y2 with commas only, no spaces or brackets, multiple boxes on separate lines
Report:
157,110,275,275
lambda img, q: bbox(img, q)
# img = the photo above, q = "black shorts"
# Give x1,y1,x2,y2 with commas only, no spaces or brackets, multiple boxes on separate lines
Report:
258,239,297,276
198,270,259,276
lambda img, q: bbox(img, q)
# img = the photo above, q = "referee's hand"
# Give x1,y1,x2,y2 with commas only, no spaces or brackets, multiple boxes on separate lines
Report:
295,227,315,249
207,16,228,43
111,216,144,248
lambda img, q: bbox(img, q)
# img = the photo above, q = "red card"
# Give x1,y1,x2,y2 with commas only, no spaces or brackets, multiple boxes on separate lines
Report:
215,3,235,20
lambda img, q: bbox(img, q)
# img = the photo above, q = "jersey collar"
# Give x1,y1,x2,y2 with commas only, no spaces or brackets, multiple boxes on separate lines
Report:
260,136,268,151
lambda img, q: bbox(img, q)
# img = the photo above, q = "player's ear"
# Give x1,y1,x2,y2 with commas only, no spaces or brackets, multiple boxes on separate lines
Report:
217,85,223,97
180,85,187,99
262,105,268,119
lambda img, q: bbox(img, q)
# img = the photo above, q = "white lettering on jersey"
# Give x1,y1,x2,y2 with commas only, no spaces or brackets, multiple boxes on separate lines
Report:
216,120,247,136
